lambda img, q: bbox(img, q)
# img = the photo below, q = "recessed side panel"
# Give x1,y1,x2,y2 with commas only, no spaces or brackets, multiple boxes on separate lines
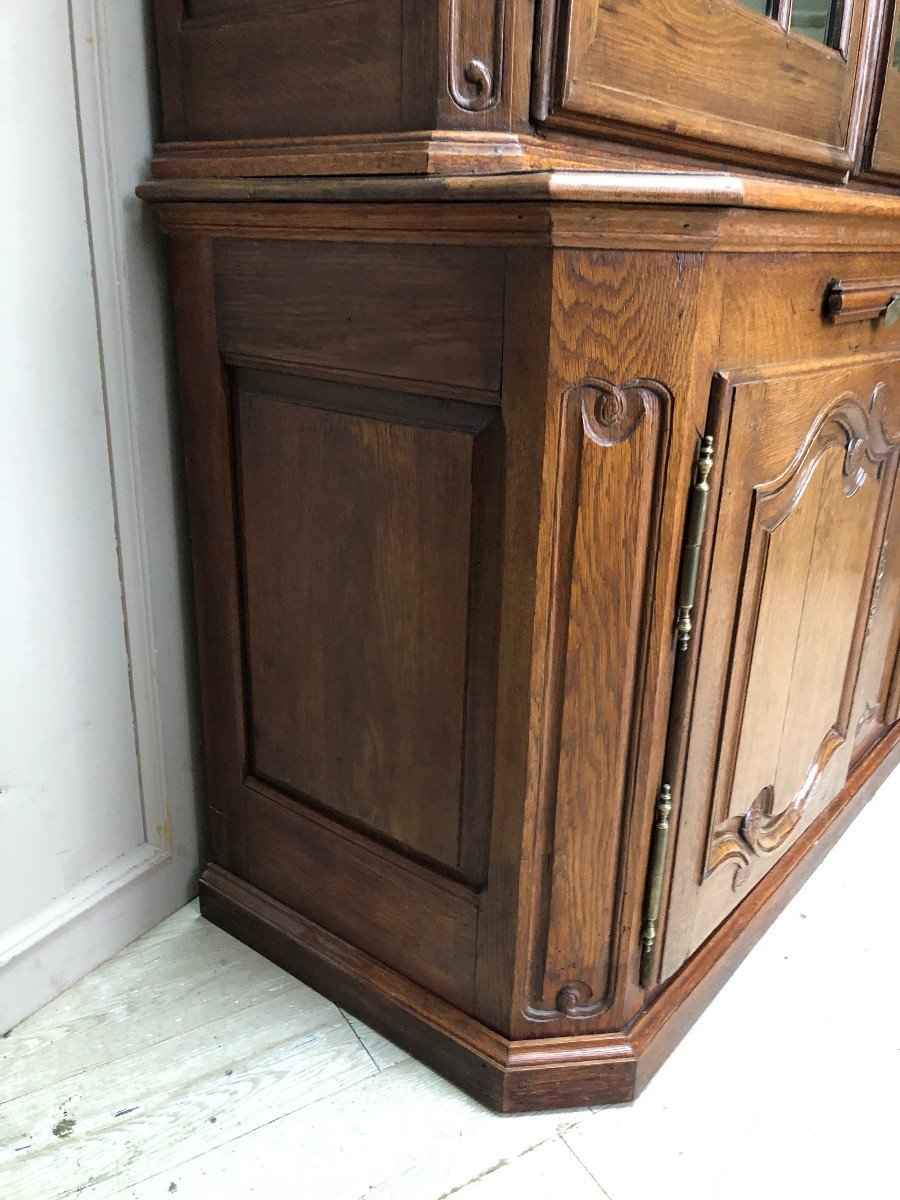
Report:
235,367,502,883
154,0,405,142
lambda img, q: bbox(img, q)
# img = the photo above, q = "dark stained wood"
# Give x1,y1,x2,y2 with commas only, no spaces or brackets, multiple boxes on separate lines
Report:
214,238,506,394
167,236,248,877
198,720,900,1112
148,0,900,184
146,105,900,1108
238,782,480,1007
152,0,411,142
236,368,501,880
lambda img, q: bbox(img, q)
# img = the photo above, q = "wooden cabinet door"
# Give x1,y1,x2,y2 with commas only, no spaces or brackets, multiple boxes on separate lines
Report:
535,0,871,177
860,1,900,180
662,357,900,977
851,456,900,753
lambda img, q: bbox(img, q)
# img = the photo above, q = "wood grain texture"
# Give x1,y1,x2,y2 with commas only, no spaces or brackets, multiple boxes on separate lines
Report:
507,247,725,1041
153,0,407,142
214,238,505,393
239,783,480,1008
154,196,900,1115
197,721,900,1112
663,357,900,976
147,0,899,188
236,369,501,880
534,0,868,177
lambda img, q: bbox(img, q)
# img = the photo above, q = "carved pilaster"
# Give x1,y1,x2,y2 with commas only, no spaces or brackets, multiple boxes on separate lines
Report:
448,0,505,112
525,377,673,1022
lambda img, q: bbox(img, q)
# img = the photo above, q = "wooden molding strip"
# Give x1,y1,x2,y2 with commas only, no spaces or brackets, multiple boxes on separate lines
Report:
138,169,900,217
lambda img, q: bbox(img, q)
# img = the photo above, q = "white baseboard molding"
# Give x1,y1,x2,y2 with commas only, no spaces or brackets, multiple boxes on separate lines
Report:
0,844,195,1034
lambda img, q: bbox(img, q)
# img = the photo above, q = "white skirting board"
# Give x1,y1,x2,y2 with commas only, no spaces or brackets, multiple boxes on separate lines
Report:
0,845,198,1034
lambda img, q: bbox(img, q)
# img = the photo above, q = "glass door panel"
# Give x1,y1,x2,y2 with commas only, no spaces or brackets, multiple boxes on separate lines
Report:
861,3,900,180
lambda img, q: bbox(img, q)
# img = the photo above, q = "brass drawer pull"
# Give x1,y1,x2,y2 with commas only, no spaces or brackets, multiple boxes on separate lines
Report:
825,277,900,325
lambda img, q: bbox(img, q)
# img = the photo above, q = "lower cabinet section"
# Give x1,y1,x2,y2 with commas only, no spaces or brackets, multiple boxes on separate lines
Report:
151,193,900,1111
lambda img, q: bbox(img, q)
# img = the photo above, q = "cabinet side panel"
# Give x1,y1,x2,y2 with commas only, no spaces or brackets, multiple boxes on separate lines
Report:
156,0,405,142
214,239,506,395
236,370,501,878
240,784,479,1008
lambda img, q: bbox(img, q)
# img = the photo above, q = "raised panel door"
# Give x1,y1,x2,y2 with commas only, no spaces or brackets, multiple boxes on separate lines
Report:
662,357,900,977
536,0,871,176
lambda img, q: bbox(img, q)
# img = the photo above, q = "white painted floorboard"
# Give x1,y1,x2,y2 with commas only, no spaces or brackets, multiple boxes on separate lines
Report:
1,770,897,1200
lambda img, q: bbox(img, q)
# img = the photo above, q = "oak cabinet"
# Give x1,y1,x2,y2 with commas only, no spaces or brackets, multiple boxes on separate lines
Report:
139,176,900,1109
144,0,900,1123
150,0,900,180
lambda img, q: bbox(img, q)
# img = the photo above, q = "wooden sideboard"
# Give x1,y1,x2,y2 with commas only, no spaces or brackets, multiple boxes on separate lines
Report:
143,1,900,1112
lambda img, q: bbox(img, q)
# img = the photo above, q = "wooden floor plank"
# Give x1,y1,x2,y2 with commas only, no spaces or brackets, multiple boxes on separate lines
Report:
107,1059,588,1200
0,903,308,1105
342,1011,411,1071
0,986,376,1199
448,1138,611,1200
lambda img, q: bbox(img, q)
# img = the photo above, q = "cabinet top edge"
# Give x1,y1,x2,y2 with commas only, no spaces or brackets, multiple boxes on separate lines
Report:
137,170,900,218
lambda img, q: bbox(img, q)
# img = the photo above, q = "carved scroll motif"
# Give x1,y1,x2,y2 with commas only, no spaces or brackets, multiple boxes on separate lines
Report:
708,384,899,892
526,377,672,1022
448,0,505,111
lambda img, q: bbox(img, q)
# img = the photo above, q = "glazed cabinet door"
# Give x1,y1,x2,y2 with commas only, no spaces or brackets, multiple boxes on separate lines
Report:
860,1,900,179
662,357,900,977
535,0,870,177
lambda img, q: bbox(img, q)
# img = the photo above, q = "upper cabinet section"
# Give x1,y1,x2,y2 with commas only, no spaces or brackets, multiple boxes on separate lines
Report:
149,0,900,185
534,0,873,177
151,0,526,151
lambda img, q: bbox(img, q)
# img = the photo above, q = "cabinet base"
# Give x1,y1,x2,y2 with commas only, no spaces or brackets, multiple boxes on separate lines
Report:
200,726,900,1113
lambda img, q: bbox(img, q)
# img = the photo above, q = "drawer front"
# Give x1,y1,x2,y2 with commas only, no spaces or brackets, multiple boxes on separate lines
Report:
661,352,900,977
535,0,871,177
